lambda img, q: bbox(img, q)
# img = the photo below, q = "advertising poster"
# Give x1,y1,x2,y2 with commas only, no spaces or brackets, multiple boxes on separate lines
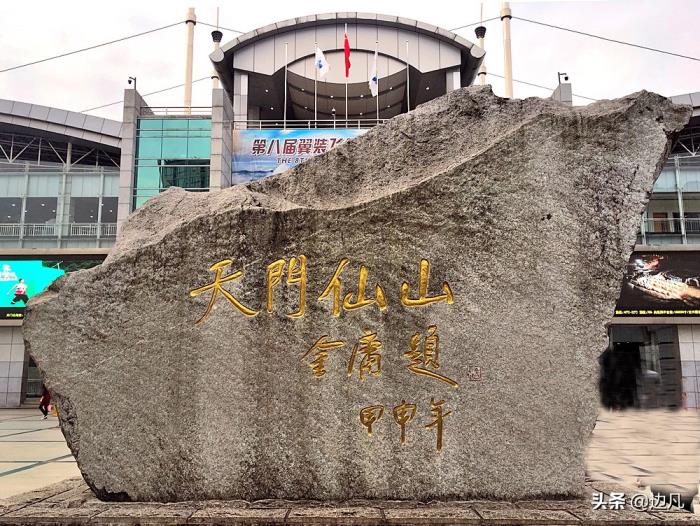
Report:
232,128,367,185
0,261,65,320
615,252,700,316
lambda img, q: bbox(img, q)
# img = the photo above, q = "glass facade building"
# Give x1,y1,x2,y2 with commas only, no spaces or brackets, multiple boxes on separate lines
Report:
133,117,211,208
641,155,700,245
0,131,119,249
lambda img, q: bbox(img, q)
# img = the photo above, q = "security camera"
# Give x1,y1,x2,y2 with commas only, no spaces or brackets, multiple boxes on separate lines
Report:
128,79,133,85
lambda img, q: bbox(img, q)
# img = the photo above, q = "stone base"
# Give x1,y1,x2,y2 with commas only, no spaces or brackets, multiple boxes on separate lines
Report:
0,478,698,525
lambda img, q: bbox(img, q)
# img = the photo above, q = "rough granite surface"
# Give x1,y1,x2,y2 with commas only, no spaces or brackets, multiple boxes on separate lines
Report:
22,86,690,502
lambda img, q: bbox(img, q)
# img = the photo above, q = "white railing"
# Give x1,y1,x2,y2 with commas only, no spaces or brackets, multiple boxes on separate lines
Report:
70,223,98,236
142,106,211,116
23,224,56,237
232,118,387,130
0,223,117,237
100,223,117,237
0,224,21,236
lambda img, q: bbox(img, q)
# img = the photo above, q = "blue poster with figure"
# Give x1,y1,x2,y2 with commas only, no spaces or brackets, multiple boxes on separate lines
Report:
0,261,65,319
232,128,366,185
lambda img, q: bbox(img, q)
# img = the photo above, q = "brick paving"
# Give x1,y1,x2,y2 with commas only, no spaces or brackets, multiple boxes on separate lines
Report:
586,409,700,502
1,477,699,525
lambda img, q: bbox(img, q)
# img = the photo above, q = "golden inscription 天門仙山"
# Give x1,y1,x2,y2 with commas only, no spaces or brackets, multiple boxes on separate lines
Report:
400,259,454,307
189,259,259,324
318,258,387,317
266,255,307,318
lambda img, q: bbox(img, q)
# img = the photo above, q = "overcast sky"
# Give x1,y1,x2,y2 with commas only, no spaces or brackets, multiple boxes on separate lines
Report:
1,0,698,120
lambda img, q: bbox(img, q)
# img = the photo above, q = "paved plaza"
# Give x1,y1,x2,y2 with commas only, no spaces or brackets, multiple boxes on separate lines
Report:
0,407,698,512
0,408,80,500
586,408,700,500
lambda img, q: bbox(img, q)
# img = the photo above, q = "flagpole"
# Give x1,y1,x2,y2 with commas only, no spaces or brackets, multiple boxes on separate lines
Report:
314,41,317,125
375,41,379,122
283,42,288,130
405,40,410,112
345,23,348,125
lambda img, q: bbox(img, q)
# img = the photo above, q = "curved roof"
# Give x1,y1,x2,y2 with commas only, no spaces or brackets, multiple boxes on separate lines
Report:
211,12,484,97
0,98,122,150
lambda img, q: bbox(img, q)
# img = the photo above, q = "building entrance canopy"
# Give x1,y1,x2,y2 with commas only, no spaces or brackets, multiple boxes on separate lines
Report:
210,13,485,123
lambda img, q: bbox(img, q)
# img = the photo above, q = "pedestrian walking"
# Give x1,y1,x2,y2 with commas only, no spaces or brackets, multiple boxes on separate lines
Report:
39,387,51,420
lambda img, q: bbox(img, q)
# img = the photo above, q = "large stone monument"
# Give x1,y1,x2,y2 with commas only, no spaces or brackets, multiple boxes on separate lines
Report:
23,86,690,502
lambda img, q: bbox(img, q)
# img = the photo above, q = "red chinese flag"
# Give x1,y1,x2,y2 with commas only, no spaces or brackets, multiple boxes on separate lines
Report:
344,31,351,77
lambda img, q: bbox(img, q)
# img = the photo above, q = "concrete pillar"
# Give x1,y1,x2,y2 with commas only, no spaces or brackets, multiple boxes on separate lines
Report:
117,89,152,230
445,69,461,92
500,2,514,98
551,82,573,106
210,88,234,190
232,71,249,129
184,8,197,114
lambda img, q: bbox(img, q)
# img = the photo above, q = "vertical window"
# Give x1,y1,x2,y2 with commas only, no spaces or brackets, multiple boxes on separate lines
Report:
69,197,100,223
24,198,57,224
0,198,22,223
101,197,118,223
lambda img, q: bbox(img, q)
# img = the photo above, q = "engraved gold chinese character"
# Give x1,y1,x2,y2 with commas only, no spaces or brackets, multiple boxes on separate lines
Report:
347,329,383,380
392,400,417,445
318,258,387,317
266,255,307,318
301,335,345,378
405,326,459,388
425,398,451,451
189,259,259,324
400,259,454,306
359,405,384,436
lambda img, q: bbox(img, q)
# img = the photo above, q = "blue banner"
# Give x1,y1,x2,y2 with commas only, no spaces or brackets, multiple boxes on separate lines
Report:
232,128,367,185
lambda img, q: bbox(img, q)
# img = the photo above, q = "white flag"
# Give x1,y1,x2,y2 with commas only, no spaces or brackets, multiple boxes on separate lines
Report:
369,48,379,97
315,47,329,78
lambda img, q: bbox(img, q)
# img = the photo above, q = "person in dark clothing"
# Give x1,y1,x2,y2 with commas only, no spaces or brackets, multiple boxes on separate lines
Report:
39,387,51,419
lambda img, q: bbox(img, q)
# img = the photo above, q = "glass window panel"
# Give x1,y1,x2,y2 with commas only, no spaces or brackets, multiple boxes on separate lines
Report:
679,160,700,193
137,137,163,159
134,190,159,209
101,197,118,223
0,198,22,223
135,164,161,192
68,173,102,197
27,172,61,196
24,197,57,224
0,172,26,197
162,119,189,136
161,164,210,190
69,197,99,223
161,137,189,158
652,168,676,193
187,137,211,158
138,119,163,131
103,173,119,196
189,119,211,130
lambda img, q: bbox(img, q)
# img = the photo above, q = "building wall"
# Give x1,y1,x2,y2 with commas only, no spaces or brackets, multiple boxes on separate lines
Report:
678,325,700,409
0,326,25,407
